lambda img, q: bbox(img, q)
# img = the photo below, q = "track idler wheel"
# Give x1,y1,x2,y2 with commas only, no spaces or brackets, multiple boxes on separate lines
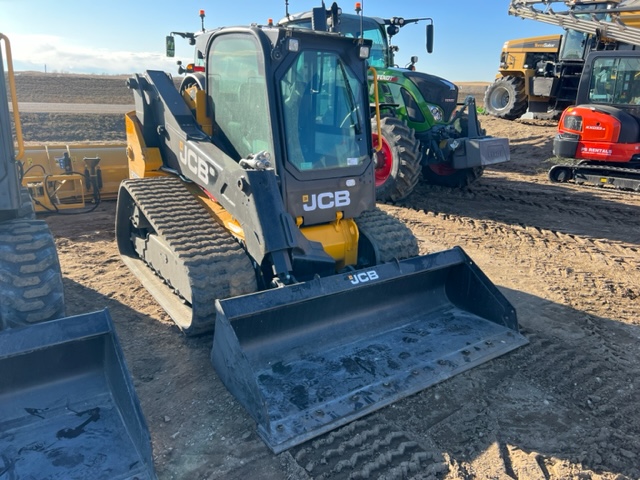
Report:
548,165,573,183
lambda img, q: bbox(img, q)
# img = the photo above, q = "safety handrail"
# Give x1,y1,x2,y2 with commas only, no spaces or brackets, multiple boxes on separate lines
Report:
0,33,24,161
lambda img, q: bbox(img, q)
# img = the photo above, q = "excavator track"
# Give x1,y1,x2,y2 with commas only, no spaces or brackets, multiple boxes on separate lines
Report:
116,176,257,335
549,163,640,192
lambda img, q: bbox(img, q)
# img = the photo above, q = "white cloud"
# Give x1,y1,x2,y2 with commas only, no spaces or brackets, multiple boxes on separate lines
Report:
6,33,180,75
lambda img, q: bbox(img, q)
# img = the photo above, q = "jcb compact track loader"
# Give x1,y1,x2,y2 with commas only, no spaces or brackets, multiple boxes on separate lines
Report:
0,34,155,479
116,14,527,453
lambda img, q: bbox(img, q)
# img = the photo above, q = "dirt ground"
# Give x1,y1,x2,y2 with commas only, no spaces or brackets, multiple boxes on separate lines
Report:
16,74,640,479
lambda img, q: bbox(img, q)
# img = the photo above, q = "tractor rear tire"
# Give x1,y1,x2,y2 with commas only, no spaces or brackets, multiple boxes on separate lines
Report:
422,164,484,188
372,116,421,203
0,219,65,329
484,76,528,120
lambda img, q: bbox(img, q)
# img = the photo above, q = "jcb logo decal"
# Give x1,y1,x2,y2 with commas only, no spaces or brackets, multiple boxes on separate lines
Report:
302,191,350,211
179,142,216,184
347,270,379,285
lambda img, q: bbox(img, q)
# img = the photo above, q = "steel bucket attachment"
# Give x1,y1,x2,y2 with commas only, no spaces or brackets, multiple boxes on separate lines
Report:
0,310,156,479
212,247,528,453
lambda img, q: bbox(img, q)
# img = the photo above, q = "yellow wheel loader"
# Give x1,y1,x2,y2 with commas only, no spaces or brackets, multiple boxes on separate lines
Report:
487,0,640,120
117,11,528,453
0,34,155,479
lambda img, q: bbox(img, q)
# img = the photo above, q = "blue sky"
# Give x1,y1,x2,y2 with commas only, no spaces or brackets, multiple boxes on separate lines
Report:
1,0,561,81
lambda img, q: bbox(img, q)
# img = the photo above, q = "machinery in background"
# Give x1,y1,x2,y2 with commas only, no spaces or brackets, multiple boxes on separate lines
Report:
20,143,127,213
486,0,640,120
118,11,527,453
0,33,155,479
279,3,511,198
551,49,640,190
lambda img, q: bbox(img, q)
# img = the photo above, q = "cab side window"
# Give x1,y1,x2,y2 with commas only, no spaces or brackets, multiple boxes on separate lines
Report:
208,35,274,160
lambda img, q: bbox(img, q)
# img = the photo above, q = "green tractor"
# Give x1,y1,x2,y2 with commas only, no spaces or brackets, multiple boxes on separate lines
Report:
280,3,511,201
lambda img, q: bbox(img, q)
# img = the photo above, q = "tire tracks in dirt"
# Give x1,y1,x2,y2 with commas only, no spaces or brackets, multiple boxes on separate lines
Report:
361,177,640,478
285,416,448,479
385,179,640,323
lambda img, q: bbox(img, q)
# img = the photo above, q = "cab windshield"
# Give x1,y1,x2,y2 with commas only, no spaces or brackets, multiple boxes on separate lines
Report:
589,56,640,106
281,50,368,172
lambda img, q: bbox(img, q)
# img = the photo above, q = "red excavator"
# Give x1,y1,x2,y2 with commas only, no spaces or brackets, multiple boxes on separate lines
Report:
551,49,640,191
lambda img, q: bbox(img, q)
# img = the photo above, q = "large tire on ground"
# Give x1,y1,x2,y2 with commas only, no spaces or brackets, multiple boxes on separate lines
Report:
484,76,528,120
372,116,421,203
0,219,65,329
355,207,419,266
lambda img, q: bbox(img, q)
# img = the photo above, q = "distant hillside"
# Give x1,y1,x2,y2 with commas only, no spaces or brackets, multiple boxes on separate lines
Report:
11,71,488,105
13,72,133,104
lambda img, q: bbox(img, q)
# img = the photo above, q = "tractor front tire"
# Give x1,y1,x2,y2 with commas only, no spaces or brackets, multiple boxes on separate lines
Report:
484,76,528,120
372,116,421,203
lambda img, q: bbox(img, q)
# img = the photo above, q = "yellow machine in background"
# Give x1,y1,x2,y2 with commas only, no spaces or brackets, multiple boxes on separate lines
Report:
486,0,640,120
485,33,568,119
20,143,127,213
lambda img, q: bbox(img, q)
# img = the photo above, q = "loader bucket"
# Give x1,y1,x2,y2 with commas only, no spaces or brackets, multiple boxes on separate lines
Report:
212,247,528,453
0,309,156,479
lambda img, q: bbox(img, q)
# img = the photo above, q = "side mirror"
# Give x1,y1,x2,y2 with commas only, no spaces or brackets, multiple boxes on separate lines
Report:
166,36,175,58
426,23,434,54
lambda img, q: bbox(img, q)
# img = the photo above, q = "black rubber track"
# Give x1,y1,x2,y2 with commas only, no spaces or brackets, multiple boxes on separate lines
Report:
119,177,258,335
550,163,640,192
355,207,419,263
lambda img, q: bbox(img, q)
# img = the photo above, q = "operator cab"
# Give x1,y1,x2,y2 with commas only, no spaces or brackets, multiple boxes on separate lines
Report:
202,26,374,226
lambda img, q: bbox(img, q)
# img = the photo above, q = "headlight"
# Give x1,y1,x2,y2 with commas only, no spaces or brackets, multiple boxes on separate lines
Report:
287,38,300,52
428,105,443,122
